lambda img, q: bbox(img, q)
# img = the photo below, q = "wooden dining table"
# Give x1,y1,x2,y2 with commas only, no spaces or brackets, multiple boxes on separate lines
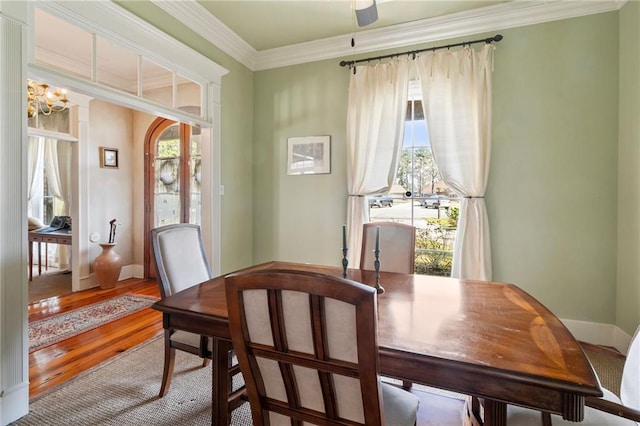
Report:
152,261,601,426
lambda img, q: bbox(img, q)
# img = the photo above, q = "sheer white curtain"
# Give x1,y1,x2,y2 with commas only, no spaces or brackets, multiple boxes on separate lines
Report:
346,58,410,264
44,138,72,269
55,140,72,269
415,44,495,280
54,140,72,214
27,136,44,220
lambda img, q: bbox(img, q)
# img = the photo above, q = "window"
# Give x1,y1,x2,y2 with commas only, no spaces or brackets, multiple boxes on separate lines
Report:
369,83,457,276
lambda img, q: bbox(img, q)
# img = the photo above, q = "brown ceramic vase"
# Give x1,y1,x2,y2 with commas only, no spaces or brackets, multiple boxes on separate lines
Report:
94,243,122,289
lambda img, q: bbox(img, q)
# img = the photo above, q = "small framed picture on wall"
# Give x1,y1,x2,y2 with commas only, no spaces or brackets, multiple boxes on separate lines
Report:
100,147,119,169
287,136,331,175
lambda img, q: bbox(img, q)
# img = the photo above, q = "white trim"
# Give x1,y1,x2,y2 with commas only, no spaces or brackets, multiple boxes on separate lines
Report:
151,0,258,71
561,318,633,354
0,383,28,426
28,63,212,128
32,1,228,127
153,0,625,71
27,128,78,142
38,1,228,85
0,7,30,424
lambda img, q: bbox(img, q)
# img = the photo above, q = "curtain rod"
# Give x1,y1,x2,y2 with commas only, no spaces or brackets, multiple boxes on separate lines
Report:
339,34,503,68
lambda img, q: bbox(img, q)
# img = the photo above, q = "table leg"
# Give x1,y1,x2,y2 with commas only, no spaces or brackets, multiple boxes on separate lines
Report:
483,399,507,426
212,338,232,426
29,241,33,282
37,242,42,277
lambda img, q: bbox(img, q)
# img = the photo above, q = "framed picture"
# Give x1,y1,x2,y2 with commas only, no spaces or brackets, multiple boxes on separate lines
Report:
99,147,119,169
287,136,331,175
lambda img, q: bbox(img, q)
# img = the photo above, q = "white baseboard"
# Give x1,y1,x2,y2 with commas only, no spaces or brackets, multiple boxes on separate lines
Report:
0,381,28,425
78,263,145,291
561,318,632,354
119,264,143,279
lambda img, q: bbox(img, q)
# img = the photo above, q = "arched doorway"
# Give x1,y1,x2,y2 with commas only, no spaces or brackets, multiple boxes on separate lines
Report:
143,117,202,278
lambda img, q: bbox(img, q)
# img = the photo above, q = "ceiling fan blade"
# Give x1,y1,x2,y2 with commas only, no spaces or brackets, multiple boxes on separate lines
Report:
356,0,378,27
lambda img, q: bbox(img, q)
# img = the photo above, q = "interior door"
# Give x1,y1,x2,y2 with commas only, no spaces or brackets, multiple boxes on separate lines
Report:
144,118,201,278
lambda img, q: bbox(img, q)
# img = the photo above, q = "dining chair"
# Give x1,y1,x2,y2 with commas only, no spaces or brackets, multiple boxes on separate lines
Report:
225,268,420,426
500,324,640,426
360,222,416,274
150,223,244,406
360,221,416,389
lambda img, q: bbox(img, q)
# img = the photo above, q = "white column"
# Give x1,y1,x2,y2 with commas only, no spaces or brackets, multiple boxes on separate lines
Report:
68,93,94,291
0,2,30,424
201,81,222,275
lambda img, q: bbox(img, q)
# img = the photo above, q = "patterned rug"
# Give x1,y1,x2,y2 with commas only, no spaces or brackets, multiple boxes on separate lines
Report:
29,294,158,352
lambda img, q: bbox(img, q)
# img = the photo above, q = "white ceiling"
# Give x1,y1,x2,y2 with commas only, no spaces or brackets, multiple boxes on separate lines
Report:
195,0,506,51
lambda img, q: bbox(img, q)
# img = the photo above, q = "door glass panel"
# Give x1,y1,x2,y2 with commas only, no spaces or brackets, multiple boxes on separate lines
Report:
154,124,181,226
189,126,202,224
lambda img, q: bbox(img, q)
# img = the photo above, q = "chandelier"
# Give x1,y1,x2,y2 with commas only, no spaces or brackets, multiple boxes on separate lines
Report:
27,79,68,118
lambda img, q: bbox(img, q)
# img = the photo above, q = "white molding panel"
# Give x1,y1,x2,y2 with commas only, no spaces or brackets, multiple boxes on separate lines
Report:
0,10,30,426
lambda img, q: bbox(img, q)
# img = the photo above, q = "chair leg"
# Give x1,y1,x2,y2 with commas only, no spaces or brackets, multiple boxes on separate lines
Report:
202,358,210,368
159,333,176,398
402,380,413,390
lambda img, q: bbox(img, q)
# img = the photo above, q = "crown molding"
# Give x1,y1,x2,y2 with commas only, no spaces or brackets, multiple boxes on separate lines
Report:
152,0,625,72
150,0,258,70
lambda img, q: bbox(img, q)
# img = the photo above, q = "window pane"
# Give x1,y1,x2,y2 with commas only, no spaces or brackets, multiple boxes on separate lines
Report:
28,107,70,133
96,35,138,95
141,59,173,108
176,76,202,115
369,94,457,276
34,9,93,80
189,126,202,224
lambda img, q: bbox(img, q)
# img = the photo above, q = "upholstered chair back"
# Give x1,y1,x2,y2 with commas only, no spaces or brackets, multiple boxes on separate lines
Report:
225,269,419,426
360,222,416,274
151,224,212,298
621,324,640,412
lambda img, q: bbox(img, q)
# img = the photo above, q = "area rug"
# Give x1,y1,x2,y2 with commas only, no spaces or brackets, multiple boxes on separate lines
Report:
29,294,159,352
14,338,253,425
13,337,464,426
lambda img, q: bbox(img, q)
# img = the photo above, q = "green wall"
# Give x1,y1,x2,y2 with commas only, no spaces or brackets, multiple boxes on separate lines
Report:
253,61,349,266
617,1,640,335
254,12,623,326
118,2,638,332
489,14,619,324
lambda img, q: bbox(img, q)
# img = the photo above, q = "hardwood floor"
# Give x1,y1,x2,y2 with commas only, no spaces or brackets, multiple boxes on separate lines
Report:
28,278,163,400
